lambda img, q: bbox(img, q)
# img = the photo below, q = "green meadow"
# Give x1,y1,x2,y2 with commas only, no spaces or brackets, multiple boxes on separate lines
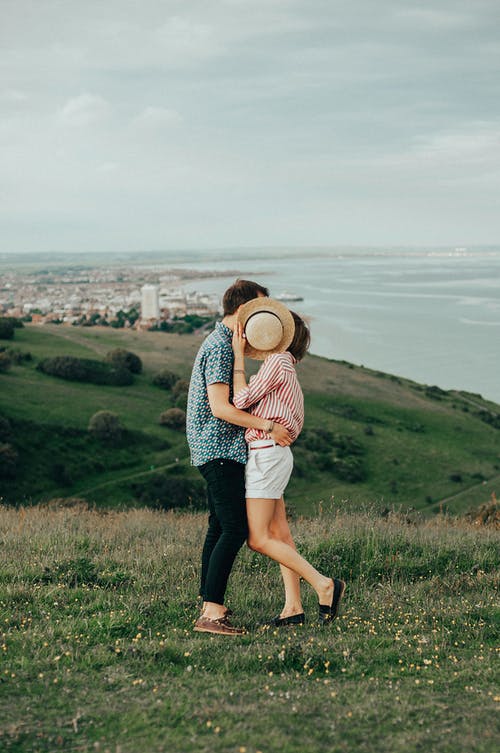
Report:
1,323,499,514
0,504,498,753
1,325,499,752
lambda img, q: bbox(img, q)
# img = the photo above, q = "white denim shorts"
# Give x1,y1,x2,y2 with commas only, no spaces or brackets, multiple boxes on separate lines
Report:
245,440,294,499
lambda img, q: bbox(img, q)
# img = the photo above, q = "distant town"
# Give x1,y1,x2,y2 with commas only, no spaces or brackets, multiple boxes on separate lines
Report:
0,265,239,331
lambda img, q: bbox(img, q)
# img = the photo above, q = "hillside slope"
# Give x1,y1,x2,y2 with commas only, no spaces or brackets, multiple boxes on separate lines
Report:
1,324,499,514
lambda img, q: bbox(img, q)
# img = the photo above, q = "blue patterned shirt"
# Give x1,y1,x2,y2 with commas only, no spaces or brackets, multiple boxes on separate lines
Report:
186,322,247,466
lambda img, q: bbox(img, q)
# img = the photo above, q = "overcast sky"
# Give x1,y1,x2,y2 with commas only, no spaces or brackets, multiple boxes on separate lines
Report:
1,0,499,253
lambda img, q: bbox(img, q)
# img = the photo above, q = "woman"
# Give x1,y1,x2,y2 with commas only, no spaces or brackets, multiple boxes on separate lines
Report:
232,308,345,626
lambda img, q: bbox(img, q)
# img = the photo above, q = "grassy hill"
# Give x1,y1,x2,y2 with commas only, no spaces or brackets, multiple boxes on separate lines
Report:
0,504,498,752
1,323,499,515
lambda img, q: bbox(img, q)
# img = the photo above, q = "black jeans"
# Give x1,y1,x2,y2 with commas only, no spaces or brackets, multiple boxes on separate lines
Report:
198,459,248,605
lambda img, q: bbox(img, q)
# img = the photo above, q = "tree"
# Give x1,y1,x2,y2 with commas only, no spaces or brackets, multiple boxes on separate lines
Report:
0,352,12,372
0,319,15,340
105,348,143,374
159,408,186,430
152,369,180,390
37,356,133,386
88,411,124,442
126,307,139,325
0,416,12,441
130,473,205,510
5,348,32,364
2,317,23,329
0,443,18,478
51,462,73,486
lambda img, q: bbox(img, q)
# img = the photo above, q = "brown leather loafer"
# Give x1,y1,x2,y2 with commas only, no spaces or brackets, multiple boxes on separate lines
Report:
193,615,245,636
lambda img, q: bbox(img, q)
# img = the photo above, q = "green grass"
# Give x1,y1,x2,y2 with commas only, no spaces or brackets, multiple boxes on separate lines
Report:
292,392,500,514
0,504,498,752
1,324,499,513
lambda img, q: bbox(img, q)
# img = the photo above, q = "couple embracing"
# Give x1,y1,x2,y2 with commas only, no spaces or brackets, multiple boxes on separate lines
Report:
186,279,345,635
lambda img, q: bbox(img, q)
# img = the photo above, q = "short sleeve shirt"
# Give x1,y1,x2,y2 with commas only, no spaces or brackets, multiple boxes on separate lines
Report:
186,322,247,466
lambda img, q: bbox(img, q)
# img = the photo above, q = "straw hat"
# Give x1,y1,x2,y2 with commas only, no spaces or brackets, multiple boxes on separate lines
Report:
236,297,295,360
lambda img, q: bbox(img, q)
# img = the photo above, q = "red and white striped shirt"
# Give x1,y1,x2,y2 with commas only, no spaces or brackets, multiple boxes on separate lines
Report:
232,351,304,443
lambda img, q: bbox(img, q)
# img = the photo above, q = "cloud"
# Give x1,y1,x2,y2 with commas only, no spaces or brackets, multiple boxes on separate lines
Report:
1,1,499,250
131,106,182,130
415,122,500,164
0,88,28,106
367,120,500,178
57,93,111,127
393,7,473,30
96,161,119,174
152,15,221,64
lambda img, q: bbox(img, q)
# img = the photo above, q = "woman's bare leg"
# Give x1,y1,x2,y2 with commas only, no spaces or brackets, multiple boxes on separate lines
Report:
246,497,333,606
269,498,303,617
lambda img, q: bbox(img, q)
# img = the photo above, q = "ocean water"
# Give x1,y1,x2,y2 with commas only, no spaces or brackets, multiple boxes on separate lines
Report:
174,250,500,405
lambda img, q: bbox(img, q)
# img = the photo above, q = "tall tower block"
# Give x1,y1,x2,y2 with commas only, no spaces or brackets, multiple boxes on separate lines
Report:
141,284,160,320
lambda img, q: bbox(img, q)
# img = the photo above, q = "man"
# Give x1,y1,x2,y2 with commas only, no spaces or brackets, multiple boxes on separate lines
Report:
186,279,292,635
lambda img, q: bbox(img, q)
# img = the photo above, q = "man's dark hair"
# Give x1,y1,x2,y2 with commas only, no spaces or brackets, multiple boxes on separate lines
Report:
222,279,269,316
287,312,310,362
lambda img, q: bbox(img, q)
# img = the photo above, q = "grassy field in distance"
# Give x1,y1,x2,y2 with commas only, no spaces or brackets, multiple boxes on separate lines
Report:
0,323,499,514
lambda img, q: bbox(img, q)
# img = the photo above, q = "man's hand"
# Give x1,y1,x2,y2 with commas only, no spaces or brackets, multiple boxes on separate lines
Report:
270,422,293,446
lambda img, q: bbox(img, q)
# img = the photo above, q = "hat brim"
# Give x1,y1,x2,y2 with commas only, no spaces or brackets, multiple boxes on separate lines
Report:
236,297,295,360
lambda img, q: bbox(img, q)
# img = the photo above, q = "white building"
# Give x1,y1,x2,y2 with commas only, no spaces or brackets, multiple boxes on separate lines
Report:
141,284,160,320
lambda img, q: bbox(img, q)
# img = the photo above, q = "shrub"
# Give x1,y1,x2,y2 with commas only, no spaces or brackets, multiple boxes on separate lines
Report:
88,411,124,442
425,385,448,400
0,319,15,340
317,454,367,482
0,352,12,372
159,408,186,430
0,416,12,441
0,443,19,478
174,394,188,411
172,379,190,398
152,369,180,390
105,348,143,374
51,462,73,486
2,348,32,364
473,410,500,430
172,379,190,410
295,428,368,483
296,428,364,458
37,356,133,386
130,473,205,510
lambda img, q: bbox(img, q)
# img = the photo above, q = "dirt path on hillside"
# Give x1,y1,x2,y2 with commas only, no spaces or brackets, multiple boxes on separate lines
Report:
37,327,106,355
75,460,182,497
438,473,500,506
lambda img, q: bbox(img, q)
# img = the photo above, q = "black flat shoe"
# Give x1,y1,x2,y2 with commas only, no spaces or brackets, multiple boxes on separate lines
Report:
318,579,346,624
262,612,305,628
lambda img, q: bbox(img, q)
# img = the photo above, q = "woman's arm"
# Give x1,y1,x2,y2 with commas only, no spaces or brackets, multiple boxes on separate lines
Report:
207,383,292,445
232,322,286,409
232,322,248,396
233,357,285,410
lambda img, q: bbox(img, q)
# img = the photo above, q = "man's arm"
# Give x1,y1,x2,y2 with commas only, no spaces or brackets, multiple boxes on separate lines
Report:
207,383,292,446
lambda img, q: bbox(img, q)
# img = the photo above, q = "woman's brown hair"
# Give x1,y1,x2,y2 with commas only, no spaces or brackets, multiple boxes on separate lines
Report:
287,311,310,361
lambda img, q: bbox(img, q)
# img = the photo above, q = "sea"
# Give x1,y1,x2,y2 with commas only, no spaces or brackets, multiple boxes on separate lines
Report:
2,247,500,404
169,247,500,405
